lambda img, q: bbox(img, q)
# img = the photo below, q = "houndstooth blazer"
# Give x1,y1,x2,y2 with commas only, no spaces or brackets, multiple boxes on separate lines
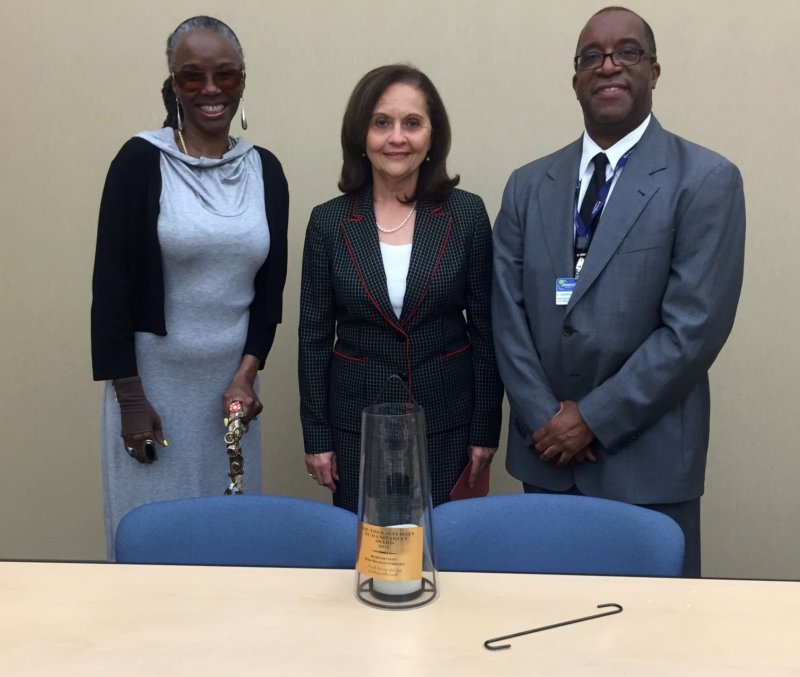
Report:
299,186,503,454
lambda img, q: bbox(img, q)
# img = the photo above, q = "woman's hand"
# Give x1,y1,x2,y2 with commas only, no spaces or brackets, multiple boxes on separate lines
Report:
468,445,496,487
114,376,167,464
305,452,338,492
222,355,263,424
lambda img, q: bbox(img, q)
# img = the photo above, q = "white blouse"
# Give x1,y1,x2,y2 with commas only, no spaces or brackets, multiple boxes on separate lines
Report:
379,242,413,319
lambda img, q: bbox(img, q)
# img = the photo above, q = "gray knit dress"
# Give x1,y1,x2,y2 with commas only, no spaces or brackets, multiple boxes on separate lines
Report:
102,128,269,559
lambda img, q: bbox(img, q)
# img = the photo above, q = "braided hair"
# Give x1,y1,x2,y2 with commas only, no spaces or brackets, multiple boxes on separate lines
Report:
162,77,180,129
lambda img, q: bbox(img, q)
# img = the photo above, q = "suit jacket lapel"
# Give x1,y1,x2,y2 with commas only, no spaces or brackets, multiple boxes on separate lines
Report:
400,201,452,327
566,118,667,314
540,139,583,277
339,188,398,325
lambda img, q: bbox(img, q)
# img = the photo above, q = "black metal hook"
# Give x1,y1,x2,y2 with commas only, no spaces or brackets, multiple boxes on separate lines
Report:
483,602,623,651
371,374,417,407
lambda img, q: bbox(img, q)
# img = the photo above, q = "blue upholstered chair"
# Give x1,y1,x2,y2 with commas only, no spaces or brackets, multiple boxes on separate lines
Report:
115,495,358,568
433,494,684,576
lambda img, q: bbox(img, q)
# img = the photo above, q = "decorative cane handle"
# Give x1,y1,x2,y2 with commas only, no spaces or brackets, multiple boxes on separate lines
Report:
224,400,247,495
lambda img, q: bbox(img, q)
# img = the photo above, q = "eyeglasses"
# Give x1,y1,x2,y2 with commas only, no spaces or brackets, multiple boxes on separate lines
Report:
171,69,245,93
573,48,655,71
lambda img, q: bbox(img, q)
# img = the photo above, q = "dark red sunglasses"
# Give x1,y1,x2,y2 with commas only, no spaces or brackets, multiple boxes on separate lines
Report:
171,69,245,93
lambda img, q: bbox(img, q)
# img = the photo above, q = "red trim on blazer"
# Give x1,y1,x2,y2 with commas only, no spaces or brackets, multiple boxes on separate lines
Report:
401,211,453,327
333,348,366,363
339,213,414,399
441,343,471,359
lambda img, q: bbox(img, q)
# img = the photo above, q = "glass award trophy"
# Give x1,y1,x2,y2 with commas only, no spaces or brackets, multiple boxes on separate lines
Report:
355,376,437,609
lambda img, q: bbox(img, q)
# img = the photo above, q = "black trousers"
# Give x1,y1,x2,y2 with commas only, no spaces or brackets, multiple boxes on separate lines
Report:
522,482,701,578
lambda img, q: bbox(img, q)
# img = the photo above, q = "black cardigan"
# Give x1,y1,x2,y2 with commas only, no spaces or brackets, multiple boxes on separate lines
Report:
91,136,289,380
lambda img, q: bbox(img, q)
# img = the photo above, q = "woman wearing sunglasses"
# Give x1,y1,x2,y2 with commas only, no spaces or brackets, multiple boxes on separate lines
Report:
91,16,288,558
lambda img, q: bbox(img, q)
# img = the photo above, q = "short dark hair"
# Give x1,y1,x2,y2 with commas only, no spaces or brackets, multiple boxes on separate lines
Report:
583,6,657,56
338,64,459,204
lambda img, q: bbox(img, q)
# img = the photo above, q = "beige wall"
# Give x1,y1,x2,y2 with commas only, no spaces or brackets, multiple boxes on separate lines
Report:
1,0,797,579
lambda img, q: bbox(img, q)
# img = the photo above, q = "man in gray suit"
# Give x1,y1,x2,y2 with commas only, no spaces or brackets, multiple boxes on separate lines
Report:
492,6,745,576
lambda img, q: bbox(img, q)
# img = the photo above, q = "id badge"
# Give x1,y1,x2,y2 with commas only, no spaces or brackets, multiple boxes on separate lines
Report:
555,277,576,306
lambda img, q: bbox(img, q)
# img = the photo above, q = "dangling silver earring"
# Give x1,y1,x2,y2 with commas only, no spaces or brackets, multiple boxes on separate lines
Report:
240,98,248,131
425,155,430,162
176,101,183,131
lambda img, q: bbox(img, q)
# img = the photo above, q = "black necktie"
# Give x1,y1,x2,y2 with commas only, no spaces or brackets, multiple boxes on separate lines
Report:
579,152,609,231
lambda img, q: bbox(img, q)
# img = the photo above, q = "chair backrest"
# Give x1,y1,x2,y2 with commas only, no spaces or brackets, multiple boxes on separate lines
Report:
433,494,685,576
115,495,358,568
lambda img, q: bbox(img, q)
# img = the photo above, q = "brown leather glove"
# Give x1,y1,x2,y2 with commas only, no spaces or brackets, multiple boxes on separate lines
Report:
113,376,164,464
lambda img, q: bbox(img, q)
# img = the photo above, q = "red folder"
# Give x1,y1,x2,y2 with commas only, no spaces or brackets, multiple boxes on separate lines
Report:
449,461,490,501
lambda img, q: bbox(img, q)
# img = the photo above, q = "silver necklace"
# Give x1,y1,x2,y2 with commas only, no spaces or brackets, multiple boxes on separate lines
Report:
376,201,417,234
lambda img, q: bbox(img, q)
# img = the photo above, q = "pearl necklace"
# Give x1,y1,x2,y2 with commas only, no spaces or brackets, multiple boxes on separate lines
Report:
176,129,234,156
376,202,417,234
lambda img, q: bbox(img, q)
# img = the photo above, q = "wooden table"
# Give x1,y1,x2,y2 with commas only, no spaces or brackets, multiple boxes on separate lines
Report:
1,561,798,675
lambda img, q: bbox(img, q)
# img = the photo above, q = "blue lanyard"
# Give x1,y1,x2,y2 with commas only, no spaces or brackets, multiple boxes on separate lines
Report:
574,148,634,243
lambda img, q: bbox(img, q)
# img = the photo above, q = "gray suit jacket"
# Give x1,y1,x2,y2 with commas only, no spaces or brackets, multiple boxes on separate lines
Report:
492,117,745,504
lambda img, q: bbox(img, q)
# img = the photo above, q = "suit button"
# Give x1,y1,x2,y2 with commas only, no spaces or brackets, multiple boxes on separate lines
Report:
399,372,408,381
562,326,574,337
396,333,405,342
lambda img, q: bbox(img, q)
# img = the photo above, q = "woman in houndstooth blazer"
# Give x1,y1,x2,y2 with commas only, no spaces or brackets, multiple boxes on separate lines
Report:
299,64,503,512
